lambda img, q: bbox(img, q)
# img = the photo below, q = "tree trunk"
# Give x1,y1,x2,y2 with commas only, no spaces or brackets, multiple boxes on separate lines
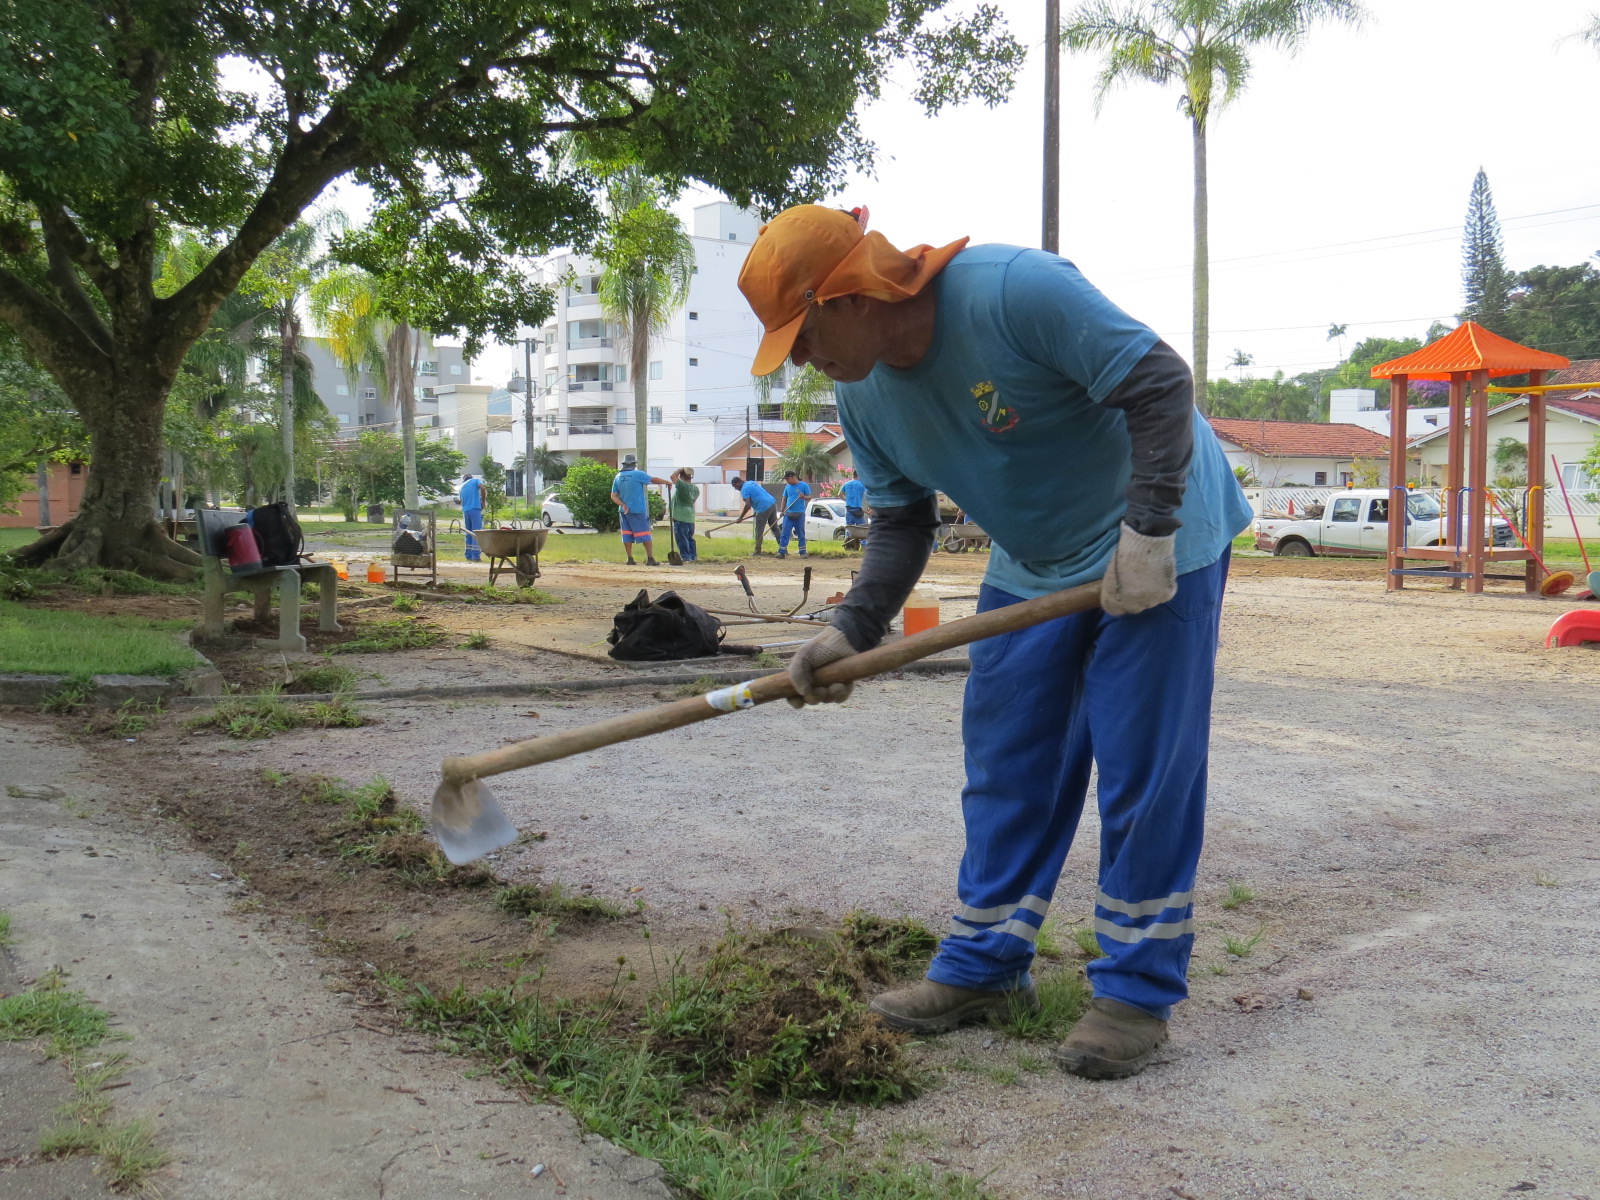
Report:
11,371,200,579
1191,115,1210,415
631,312,649,467
389,323,419,509
35,459,51,528
280,307,298,512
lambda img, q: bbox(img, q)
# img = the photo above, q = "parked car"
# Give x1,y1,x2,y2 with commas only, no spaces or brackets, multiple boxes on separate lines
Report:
540,497,576,527
804,498,851,542
1255,489,1513,557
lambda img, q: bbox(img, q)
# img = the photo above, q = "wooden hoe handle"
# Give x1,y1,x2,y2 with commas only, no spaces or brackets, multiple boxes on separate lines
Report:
440,581,1102,786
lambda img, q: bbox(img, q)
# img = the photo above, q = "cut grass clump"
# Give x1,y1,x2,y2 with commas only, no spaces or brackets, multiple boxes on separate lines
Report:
0,600,196,678
839,911,938,979
332,616,447,653
189,689,366,739
674,675,719,697
329,776,492,886
996,969,1092,1041
1221,882,1256,910
496,882,623,923
430,580,562,605
285,657,361,694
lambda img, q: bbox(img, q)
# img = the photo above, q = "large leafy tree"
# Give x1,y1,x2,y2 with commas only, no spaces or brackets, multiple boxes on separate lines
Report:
1064,0,1365,414
0,336,88,513
1505,262,1600,360
596,168,695,469
1459,168,1513,333
0,1,1022,576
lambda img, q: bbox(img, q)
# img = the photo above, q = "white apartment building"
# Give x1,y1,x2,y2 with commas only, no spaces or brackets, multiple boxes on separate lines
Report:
490,202,781,487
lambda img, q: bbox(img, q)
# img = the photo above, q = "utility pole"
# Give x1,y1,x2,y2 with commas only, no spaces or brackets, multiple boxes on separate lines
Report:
522,336,538,504
1042,0,1060,254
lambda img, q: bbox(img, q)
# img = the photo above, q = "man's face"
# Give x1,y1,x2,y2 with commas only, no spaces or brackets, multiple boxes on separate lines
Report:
789,296,881,383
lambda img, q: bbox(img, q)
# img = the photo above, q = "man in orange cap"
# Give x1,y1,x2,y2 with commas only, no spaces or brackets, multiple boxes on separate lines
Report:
738,205,1252,1080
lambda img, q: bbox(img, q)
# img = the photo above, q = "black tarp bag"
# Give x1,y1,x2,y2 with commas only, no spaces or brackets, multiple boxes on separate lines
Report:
606,589,725,661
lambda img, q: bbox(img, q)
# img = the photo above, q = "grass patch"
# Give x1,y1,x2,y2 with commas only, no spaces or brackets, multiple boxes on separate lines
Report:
324,775,492,886
751,650,783,669
1221,882,1256,910
496,882,624,923
0,560,199,600
1222,923,1267,958
996,970,1093,1041
0,980,114,1056
839,911,938,978
41,673,98,714
0,910,12,946
40,1118,170,1191
674,675,719,697
1073,926,1105,959
533,531,863,564
430,580,561,605
189,690,366,739
0,601,196,677
391,592,420,613
284,657,361,694
1034,916,1065,960
461,631,491,649
331,616,447,653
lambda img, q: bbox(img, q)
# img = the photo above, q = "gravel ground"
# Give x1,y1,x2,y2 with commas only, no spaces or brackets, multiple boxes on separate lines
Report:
170,570,1600,1198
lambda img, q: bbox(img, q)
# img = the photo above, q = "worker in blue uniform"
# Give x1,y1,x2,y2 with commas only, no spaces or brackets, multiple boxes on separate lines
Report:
458,474,484,563
737,205,1252,1080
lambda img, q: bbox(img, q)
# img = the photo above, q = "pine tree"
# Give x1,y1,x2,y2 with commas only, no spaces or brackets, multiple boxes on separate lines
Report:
1460,168,1514,331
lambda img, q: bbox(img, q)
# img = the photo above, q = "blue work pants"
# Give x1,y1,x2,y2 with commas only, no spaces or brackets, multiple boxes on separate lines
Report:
463,507,483,561
673,520,697,562
926,552,1229,1019
777,513,807,555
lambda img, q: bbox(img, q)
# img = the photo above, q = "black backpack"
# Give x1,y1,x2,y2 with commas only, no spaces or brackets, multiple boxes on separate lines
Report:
606,590,725,662
250,502,306,567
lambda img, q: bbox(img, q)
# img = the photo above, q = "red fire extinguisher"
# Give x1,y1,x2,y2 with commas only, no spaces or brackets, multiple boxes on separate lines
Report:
224,523,265,573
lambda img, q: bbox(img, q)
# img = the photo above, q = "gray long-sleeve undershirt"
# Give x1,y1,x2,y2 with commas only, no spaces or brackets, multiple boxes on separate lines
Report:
828,340,1194,652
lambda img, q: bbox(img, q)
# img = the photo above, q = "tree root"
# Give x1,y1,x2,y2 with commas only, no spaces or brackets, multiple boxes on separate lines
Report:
9,518,201,581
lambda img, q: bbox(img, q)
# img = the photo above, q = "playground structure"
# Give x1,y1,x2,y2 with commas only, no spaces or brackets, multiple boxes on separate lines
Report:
1372,322,1570,594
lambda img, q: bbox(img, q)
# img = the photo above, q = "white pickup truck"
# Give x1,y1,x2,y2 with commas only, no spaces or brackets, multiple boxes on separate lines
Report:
1254,489,1514,557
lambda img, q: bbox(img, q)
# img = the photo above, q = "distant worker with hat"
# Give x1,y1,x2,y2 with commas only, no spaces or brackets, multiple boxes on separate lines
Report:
737,205,1252,1080
670,468,700,564
728,472,781,555
610,454,670,567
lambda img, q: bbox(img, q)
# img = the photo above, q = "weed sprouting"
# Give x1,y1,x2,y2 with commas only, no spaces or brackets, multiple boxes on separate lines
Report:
260,768,287,787
332,616,446,653
752,650,783,669
1222,882,1257,910
1533,870,1561,888
1223,923,1268,958
496,882,623,923
674,676,718,697
285,657,360,694
0,981,114,1056
461,631,491,649
391,593,420,613
1034,916,1065,960
0,911,12,946
304,695,365,728
107,700,159,738
41,674,97,714
431,581,561,605
996,970,1092,1041
1073,926,1106,960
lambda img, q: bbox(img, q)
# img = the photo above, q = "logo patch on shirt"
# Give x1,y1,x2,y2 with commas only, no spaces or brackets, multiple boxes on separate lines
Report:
971,381,1018,434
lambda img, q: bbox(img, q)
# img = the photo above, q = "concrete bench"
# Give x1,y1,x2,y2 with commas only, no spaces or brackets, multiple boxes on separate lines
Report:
196,508,341,653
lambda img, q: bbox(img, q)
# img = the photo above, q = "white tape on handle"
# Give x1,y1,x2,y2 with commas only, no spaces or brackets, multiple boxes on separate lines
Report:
704,681,756,712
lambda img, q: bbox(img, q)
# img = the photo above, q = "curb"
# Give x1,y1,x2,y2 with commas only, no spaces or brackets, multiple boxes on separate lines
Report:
166,653,971,708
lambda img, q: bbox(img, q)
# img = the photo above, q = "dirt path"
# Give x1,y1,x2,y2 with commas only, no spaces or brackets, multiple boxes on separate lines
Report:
0,719,671,1200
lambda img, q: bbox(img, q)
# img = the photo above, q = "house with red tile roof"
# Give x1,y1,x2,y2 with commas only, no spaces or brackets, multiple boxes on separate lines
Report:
705,424,844,482
1207,418,1393,487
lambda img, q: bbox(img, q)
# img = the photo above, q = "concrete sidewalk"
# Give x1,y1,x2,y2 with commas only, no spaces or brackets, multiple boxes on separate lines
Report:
0,715,670,1200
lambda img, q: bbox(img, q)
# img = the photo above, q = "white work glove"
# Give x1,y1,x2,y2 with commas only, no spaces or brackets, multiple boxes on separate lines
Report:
1101,522,1178,616
786,626,857,709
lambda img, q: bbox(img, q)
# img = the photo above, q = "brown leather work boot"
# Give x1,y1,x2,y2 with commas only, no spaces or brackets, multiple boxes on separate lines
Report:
1054,997,1168,1080
868,978,1038,1034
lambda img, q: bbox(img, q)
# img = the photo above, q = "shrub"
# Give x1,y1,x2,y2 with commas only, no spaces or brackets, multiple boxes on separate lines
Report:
558,458,624,533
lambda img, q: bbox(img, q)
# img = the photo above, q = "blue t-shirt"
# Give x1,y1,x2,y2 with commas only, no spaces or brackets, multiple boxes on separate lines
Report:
837,245,1252,599
782,481,812,514
458,477,484,510
841,479,867,509
739,480,776,513
612,469,651,515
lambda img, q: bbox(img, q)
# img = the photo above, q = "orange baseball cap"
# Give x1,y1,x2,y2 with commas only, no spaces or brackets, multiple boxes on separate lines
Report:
737,205,968,376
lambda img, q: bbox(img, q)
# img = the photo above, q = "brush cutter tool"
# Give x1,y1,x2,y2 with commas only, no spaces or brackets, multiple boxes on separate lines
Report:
430,579,1104,863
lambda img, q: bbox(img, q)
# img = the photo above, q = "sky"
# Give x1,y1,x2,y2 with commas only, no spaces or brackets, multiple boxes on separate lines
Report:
475,0,1600,392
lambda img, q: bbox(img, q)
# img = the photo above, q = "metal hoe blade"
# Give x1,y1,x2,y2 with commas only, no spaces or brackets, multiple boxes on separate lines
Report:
430,776,518,865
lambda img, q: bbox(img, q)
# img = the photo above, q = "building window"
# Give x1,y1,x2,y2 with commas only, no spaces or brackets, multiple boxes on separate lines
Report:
689,357,699,366
649,361,663,380
336,383,349,396
1314,471,1327,485
615,364,627,383
616,408,629,424
649,407,662,424
418,360,438,375
545,372,556,388
1339,472,1354,486
728,232,737,241
415,386,435,399
689,311,699,320
337,412,351,424
70,463,83,475
688,404,699,413
360,387,377,400
450,363,463,375
1561,462,1598,490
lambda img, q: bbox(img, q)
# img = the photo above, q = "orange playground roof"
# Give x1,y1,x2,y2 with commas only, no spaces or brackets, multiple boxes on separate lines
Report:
1369,321,1570,380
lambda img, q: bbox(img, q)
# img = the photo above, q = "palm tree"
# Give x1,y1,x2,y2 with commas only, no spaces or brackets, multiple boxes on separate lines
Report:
596,168,695,468
310,266,431,508
775,364,837,483
1574,12,1600,52
1064,0,1366,413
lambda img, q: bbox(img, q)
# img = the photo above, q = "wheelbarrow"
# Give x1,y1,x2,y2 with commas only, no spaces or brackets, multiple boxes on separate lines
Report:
474,527,548,587
940,521,992,553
